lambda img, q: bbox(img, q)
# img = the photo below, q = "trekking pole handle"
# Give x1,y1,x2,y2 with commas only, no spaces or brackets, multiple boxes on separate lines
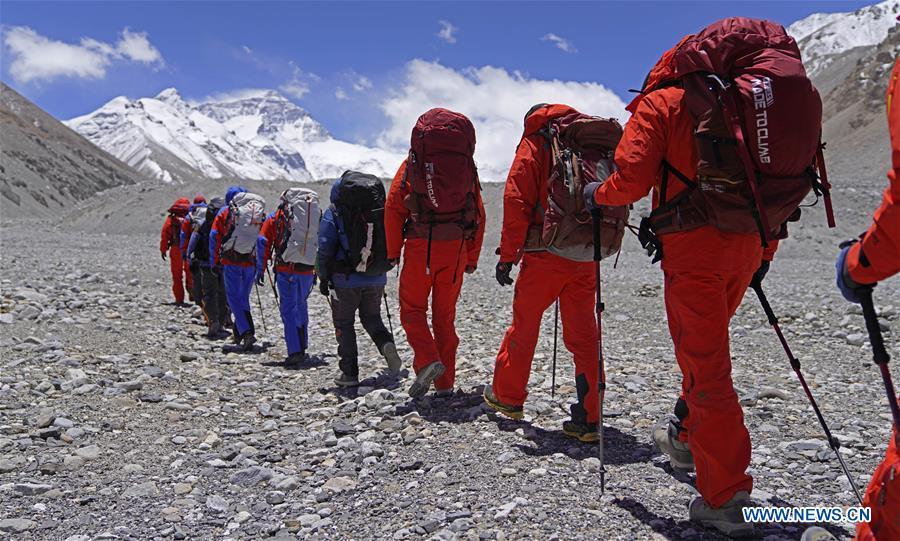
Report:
750,282,778,326
591,208,603,263
858,287,890,366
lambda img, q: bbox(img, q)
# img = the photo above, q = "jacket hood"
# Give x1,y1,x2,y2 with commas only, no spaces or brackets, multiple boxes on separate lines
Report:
225,185,248,204
523,104,581,135
329,177,343,204
187,201,207,214
169,197,190,215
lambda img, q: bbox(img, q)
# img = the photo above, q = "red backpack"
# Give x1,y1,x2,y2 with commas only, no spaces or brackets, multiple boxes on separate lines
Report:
643,18,835,247
534,112,627,261
403,108,481,243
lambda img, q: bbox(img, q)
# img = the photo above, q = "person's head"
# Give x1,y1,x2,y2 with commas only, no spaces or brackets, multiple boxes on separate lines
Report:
330,174,345,204
206,197,225,219
193,195,207,204
225,185,247,204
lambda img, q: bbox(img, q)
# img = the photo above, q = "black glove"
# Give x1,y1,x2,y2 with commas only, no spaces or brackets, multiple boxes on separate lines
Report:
319,278,330,297
583,182,602,211
750,260,770,288
495,261,514,286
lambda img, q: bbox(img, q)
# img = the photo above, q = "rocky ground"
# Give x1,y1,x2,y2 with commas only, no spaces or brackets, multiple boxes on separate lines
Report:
1,181,898,540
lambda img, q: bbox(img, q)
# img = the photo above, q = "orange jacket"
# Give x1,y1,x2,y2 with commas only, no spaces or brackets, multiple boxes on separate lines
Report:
160,197,190,253
847,58,900,285
594,86,775,273
498,104,580,263
385,160,486,269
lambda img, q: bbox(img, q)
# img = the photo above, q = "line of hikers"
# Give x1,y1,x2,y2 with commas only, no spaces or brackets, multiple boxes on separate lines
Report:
158,17,899,540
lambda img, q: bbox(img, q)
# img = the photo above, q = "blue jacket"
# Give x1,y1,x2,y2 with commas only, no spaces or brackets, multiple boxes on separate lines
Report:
317,179,387,289
208,186,247,267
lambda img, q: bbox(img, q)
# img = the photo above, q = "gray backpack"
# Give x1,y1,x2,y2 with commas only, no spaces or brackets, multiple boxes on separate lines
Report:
222,192,266,255
275,188,320,266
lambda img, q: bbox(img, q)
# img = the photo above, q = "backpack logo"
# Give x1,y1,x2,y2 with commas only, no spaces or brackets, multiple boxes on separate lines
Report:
424,162,438,208
751,77,774,164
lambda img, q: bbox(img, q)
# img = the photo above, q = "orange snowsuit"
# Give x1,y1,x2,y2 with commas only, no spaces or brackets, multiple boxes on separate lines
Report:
593,85,775,508
160,198,191,304
854,58,900,541
384,161,486,391
491,104,600,425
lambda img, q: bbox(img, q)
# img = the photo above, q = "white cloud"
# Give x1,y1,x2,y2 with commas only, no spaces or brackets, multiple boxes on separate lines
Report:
352,74,372,92
437,20,458,44
278,62,313,99
194,88,273,104
116,28,163,63
335,87,349,101
3,26,163,84
541,33,577,54
378,60,626,181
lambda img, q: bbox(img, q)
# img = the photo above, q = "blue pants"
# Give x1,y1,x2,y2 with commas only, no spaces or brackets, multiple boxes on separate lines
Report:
276,272,314,355
223,265,256,337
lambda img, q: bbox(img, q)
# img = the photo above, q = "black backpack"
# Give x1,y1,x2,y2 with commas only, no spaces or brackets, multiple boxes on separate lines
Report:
332,171,393,277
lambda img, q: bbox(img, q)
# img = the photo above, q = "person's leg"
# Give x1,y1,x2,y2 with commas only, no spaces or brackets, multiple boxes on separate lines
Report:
277,273,301,355
184,259,195,302
664,270,753,508
169,248,185,303
216,271,230,327
332,287,361,378
223,265,250,336
491,254,562,406
191,265,203,306
200,267,218,325
399,242,439,375
559,262,600,425
856,431,900,540
358,286,392,351
239,266,256,336
296,274,314,353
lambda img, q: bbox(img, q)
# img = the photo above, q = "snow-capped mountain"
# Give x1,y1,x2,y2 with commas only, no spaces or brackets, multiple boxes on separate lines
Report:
197,90,404,181
788,0,899,79
66,88,404,184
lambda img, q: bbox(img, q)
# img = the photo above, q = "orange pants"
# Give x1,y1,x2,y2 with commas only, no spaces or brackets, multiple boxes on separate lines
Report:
665,270,754,508
492,252,600,423
168,247,191,303
399,238,467,391
856,430,900,540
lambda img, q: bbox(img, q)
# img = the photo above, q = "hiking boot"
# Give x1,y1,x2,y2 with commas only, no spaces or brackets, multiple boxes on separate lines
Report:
433,388,454,398
381,342,402,376
241,332,256,351
284,352,306,367
207,322,222,339
652,419,694,471
689,491,754,538
334,371,359,387
800,527,838,541
408,361,445,398
482,386,524,420
562,420,599,443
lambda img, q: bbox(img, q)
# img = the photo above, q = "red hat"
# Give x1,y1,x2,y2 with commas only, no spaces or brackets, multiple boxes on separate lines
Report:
193,195,206,204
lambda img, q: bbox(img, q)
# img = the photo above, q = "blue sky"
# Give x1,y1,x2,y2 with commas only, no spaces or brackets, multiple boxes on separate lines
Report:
1,0,874,145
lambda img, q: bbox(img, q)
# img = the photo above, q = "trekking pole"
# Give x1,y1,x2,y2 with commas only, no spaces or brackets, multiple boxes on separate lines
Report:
266,267,279,301
750,281,863,504
590,208,607,495
857,287,900,445
383,291,395,337
551,300,559,399
255,283,268,334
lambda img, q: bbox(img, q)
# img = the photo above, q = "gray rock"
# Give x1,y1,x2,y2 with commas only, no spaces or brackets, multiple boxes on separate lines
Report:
13,483,53,496
206,495,230,513
0,518,36,533
75,445,101,460
229,466,273,486
122,481,159,498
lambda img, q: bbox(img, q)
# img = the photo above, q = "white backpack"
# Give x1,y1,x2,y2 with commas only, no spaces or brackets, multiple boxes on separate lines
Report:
189,205,207,232
277,188,319,266
222,192,266,255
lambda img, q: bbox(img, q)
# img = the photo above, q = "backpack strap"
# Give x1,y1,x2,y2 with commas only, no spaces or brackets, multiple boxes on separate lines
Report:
658,160,696,207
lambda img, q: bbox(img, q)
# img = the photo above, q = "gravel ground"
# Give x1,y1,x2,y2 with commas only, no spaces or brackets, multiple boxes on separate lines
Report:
1,183,898,540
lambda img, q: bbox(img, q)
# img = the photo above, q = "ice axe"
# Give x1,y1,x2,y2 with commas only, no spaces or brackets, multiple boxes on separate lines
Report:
591,208,607,495
857,287,900,446
750,281,862,504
